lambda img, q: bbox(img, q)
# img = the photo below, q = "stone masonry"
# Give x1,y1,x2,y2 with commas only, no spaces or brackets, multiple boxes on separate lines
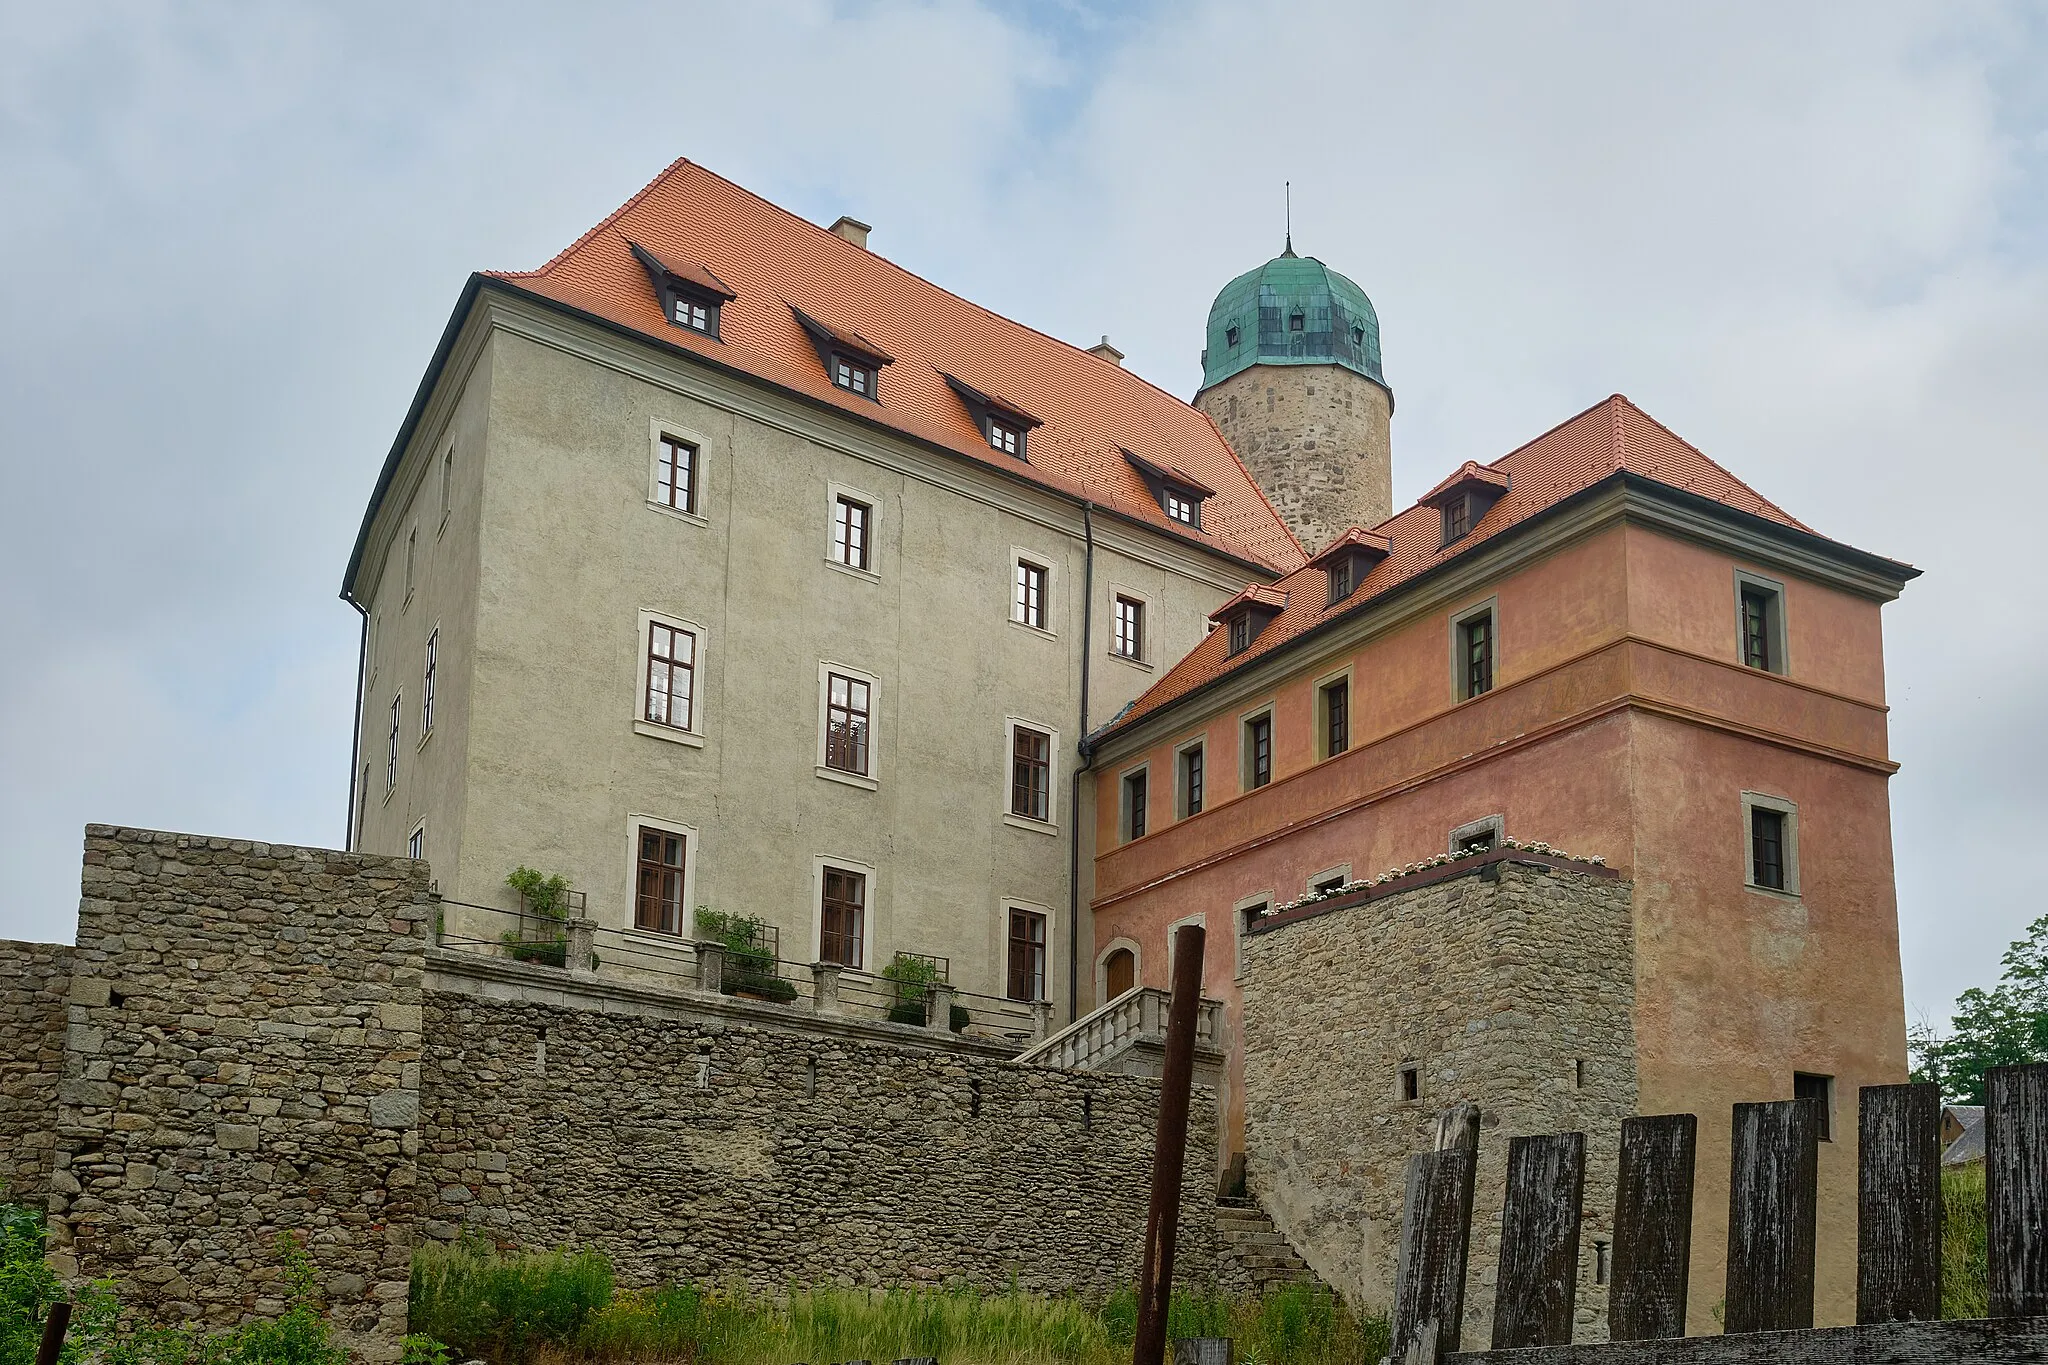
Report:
1,939,73,1200
1197,363,1392,553
44,826,431,1363
4,825,1243,1362
1240,855,1636,1348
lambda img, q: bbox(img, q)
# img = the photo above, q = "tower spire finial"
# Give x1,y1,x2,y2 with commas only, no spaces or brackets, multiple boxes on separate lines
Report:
1283,181,1294,257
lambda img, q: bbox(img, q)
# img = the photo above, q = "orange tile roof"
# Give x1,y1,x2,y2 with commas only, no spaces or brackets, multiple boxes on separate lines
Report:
1097,394,1852,737
485,158,1305,574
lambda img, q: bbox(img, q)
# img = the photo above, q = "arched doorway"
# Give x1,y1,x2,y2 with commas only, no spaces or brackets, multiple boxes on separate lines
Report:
1104,947,1136,1000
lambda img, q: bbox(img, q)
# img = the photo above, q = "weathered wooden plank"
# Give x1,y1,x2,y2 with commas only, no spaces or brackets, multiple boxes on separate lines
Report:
1492,1133,1587,1349
1988,1062,2048,1318
1392,1135,1481,1364
1723,1098,1820,1334
1609,1113,1696,1342
1446,1314,2048,1363
1171,1340,1233,1365
1857,1081,1943,1324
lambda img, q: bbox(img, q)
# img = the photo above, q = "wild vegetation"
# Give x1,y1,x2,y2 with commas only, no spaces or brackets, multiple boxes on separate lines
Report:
1911,913,2048,1104
409,1240,1388,1365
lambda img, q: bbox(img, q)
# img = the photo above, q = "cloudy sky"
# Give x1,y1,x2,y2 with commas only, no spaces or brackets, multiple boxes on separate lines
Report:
2,2,2043,1031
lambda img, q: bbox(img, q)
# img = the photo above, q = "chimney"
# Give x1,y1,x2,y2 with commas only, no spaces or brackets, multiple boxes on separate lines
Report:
829,216,872,249
1087,335,1125,366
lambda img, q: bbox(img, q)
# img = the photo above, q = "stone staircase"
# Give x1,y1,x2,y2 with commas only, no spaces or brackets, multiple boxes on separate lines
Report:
1215,1196,1320,1293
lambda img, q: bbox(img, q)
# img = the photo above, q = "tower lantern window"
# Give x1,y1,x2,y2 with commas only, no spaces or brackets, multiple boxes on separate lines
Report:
1225,325,1241,347
1289,311,1305,332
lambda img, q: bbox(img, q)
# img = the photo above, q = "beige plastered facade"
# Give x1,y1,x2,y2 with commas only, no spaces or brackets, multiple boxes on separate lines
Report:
349,287,1269,1023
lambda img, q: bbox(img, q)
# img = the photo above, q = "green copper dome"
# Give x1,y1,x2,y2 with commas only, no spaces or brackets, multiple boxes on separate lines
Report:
1197,247,1387,397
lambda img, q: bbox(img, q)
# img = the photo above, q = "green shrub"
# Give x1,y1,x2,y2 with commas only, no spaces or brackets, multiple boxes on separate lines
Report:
504,939,567,969
696,909,791,1000
1944,1162,1989,1318
409,1239,612,1364
506,868,572,920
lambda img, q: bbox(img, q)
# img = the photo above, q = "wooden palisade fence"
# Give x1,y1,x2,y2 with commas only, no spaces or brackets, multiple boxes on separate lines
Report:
1389,1063,2048,1362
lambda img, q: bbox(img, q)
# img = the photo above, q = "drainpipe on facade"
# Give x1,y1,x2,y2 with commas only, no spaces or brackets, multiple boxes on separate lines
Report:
344,597,367,851
1068,503,1095,1023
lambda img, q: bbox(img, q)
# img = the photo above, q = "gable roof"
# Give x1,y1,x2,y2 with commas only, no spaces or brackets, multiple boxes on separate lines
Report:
1094,394,1913,740
476,157,1304,574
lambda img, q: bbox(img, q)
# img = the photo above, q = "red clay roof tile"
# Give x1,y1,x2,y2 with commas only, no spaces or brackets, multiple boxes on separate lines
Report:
486,158,1305,573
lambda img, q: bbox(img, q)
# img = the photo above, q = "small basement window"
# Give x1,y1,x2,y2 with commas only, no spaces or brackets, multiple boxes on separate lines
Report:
1399,1063,1421,1103
1593,1240,1611,1286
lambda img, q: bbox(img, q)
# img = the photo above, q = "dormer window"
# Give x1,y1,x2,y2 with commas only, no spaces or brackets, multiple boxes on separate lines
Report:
1309,530,1393,608
1212,589,1286,658
1327,559,1354,603
1124,448,1214,531
792,304,893,404
941,374,1041,462
1165,491,1197,525
1351,325,1366,346
629,242,734,341
1228,614,1250,653
1225,325,1241,347
1422,462,1510,549
834,355,876,397
1444,496,1471,542
1289,311,1305,331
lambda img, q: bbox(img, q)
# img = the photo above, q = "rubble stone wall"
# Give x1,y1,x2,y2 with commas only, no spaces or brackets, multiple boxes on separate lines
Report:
47,826,431,1363
1241,857,1637,1346
0,939,73,1200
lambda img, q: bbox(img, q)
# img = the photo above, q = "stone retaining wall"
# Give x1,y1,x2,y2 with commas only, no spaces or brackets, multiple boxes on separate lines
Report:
0,938,73,1200
1241,857,1636,1347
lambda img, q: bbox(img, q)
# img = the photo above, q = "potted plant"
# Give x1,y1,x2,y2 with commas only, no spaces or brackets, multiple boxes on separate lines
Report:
502,867,571,967
695,909,798,1004
881,953,968,1031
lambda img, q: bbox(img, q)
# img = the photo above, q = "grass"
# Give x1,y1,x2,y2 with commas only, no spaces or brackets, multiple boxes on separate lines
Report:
1942,1161,1988,1320
410,1242,1387,1365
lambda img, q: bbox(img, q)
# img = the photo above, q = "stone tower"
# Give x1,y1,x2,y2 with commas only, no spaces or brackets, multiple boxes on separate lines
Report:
1194,244,1392,554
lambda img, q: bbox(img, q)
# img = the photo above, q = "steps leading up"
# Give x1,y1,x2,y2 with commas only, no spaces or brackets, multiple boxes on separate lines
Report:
1215,1197,1321,1295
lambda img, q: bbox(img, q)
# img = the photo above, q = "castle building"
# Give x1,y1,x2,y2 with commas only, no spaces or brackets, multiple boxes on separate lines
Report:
342,159,1299,1029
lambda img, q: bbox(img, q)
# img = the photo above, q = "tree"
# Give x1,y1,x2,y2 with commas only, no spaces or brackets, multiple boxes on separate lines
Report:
1910,913,2048,1104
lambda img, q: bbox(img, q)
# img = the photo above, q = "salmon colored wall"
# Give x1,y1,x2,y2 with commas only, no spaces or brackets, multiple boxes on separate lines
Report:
1622,526,1887,705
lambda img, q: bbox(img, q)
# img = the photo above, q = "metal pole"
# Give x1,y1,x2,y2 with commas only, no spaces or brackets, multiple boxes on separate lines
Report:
1135,922,1205,1365
35,1302,72,1365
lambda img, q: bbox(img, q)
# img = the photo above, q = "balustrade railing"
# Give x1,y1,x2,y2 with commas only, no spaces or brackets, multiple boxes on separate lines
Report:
1013,985,1224,1069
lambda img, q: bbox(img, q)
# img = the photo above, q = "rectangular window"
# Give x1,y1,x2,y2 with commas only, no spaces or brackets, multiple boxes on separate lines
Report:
1011,726,1051,821
1113,596,1144,660
1245,713,1272,790
1228,614,1250,655
833,355,875,397
988,419,1022,456
1007,908,1048,1002
1124,769,1148,841
386,696,400,793
832,495,871,570
1327,560,1353,604
1322,678,1349,757
657,436,698,514
645,623,697,730
439,447,454,527
404,527,417,600
821,867,866,967
1443,496,1470,543
421,630,438,736
1751,806,1787,890
356,765,369,845
1165,490,1196,525
825,672,871,775
1400,1063,1421,1102
1015,560,1047,629
1458,612,1494,699
407,823,424,861
635,826,686,934
673,296,713,333
1180,744,1205,816
1739,580,1786,674
1794,1071,1834,1141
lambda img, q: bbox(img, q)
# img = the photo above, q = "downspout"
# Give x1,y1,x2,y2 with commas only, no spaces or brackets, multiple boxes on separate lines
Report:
1068,503,1096,1022
344,596,368,851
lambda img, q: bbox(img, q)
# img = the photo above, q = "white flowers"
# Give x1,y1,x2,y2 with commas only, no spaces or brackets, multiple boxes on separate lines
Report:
1262,838,1609,913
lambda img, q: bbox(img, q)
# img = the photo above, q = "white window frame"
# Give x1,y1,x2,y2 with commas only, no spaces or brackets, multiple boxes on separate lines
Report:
999,898,1055,1004
1742,790,1801,897
1009,547,1058,636
816,661,880,790
403,526,418,610
810,854,878,965
406,819,425,862
648,418,712,527
1238,699,1277,793
1174,735,1207,819
1232,892,1272,978
1450,596,1499,703
385,691,401,800
419,625,439,748
825,481,881,580
1119,762,1151,844
1449,814,1506,855
1095,936,1142,1005
438,445,454,535
634,609,708,748
367,610,381,687
1734,568,1791,676
1003,716,1060,834
626,813,701,946
1314,663,1355,760
1109,586,1150,668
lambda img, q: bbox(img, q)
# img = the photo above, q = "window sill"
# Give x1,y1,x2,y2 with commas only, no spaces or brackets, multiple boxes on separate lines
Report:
401,590,414,613
438,510,450,538
647,500,710,529
1003,813,1059,837
1109,651,1153,672
1744,882,1802,902
382,785,395,806
1008,618,1058,641
816,764,878,792
824,558,880,585
634,720,705,748
417,729,433,753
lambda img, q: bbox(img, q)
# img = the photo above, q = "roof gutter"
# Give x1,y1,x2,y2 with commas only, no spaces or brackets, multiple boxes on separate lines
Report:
343,277,1288,601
